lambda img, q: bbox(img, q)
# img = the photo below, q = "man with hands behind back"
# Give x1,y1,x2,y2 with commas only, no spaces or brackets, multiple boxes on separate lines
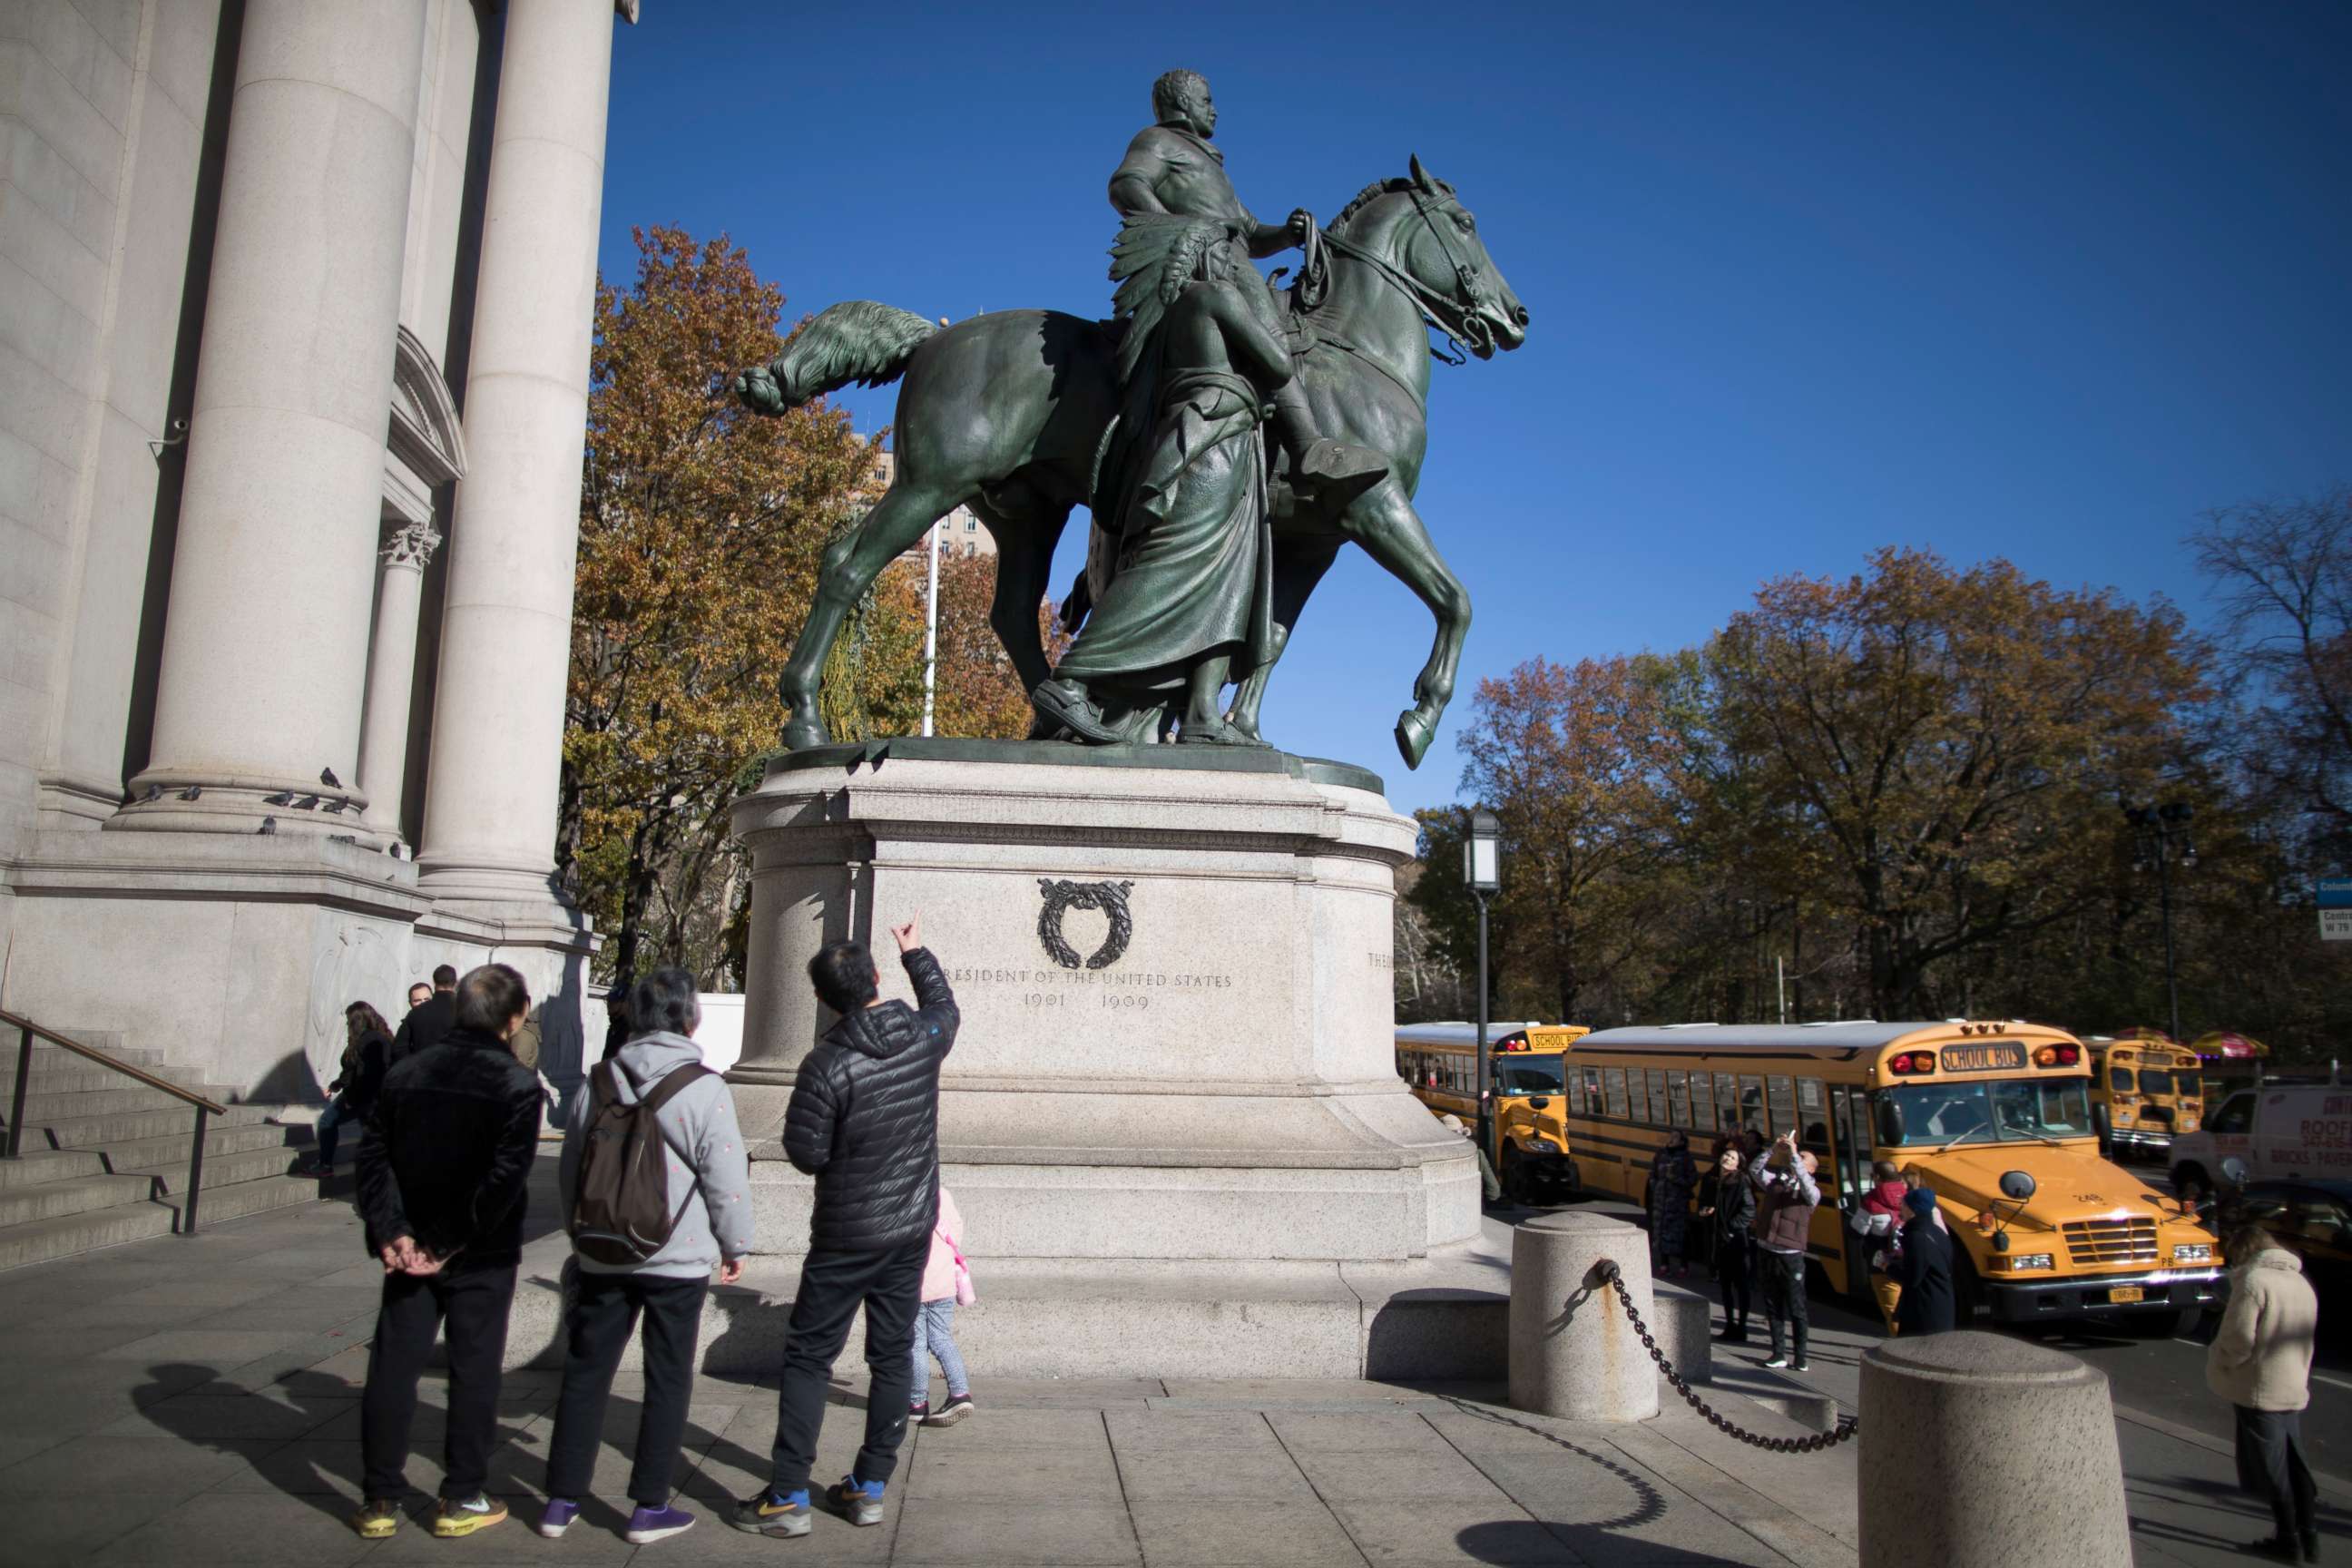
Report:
351,963,545,1541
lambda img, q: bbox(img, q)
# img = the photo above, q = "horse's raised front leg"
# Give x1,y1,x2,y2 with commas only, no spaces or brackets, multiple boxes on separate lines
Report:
1339,485,1471,770
1227,534,1343,745
778,481,964,749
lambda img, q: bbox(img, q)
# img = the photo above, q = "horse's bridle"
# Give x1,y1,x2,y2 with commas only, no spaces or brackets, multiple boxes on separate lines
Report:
1318,186,1494,365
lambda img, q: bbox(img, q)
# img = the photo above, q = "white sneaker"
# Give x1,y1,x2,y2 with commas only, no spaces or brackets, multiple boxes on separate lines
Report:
1762,1356,1790,1369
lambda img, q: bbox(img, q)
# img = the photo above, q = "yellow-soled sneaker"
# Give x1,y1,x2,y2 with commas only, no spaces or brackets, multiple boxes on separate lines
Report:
432,1494,508,1537
350,1498,401,1539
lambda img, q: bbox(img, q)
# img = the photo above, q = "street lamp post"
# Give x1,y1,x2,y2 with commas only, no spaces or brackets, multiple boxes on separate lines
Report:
1465,808,1502,1156
2124,802,2198,1043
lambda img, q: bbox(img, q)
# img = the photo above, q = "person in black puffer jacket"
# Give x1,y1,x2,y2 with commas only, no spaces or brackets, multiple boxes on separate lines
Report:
738,916,956,1539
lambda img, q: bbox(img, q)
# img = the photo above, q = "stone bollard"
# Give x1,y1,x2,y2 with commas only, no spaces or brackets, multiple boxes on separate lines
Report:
1508,1211,1659,1421
1857,1332,2130,1568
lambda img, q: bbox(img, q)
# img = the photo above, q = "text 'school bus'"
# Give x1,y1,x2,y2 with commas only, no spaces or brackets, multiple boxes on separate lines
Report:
1559,1021,2226,1330
2083,1034,2204,1160
1396,1023,1591,1200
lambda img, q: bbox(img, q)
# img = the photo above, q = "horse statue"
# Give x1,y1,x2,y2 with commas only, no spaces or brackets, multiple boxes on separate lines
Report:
734,155,1528,769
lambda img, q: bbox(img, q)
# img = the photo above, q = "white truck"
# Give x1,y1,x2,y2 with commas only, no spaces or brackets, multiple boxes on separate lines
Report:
2170,1068,2351,1192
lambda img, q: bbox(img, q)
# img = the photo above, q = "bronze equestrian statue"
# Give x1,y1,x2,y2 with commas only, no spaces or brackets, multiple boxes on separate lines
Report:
735,74,1528,769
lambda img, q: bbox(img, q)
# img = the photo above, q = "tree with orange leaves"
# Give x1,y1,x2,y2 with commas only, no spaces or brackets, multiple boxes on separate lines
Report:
562,225,893,984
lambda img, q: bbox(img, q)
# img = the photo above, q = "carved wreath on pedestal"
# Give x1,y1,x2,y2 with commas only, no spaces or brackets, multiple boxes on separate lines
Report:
1036,879,1135,970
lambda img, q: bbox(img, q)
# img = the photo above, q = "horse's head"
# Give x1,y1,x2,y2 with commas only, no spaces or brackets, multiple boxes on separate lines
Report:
1328,156,1528,359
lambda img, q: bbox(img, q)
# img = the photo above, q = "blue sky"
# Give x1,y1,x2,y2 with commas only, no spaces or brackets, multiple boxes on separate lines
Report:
596,2,2352,813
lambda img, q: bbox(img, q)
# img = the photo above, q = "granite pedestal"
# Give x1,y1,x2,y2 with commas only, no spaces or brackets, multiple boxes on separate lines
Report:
720,740,1492,1375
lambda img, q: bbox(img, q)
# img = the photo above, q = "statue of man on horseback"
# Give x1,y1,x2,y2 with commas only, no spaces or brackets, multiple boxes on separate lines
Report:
1107,69,1387,505
730,73,1528,769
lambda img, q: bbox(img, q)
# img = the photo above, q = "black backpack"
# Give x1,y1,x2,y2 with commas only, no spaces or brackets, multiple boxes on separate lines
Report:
569,1061,715,1266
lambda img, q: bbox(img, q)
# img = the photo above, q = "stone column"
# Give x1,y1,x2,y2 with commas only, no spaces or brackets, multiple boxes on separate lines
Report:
416,0,614,906
358,522,441,838
122,0,430,833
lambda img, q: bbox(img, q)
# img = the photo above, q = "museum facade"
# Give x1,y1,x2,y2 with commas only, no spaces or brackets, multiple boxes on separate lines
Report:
0,0,634,1099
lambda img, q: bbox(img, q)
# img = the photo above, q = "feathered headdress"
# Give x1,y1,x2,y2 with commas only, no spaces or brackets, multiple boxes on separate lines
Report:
1108,214,1238,389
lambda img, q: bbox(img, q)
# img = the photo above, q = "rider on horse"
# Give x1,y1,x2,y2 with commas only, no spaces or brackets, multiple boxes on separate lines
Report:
1108,70,1387,504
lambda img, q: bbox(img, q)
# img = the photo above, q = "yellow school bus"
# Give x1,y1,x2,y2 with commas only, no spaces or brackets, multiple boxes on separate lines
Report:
1560,1021,2226,1330
1396,1023,1590,1200
2084,1033,2204,1160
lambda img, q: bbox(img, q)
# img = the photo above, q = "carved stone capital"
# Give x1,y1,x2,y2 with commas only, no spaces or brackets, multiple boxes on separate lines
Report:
383,519,443,570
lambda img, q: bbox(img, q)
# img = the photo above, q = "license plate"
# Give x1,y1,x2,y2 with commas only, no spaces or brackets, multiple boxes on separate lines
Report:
2109,1286,2145,1305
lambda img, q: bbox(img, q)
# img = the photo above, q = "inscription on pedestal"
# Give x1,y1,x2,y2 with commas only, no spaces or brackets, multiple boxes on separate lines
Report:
949,964,1238,1013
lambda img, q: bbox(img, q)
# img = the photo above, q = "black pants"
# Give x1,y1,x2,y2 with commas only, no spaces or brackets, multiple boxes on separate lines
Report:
1716,1232,1752,1327
1759,1249,1808,1361
2235,1405,2318,1543
545,1271,710,1506
360,1262,518,1499
767,1240,926,1495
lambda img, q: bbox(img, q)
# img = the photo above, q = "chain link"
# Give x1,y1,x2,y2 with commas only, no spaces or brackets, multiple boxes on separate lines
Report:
1596,1260,1859,1454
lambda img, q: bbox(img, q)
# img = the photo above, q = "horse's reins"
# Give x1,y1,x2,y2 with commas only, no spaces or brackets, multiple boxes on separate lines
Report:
1315,188,1494,367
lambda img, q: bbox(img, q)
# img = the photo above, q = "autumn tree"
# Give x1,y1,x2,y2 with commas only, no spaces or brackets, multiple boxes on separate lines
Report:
902,547,1070,740
563,225,881,984
1704,547,2205,1017
2192,489,2352,864
1443,654,1686,1023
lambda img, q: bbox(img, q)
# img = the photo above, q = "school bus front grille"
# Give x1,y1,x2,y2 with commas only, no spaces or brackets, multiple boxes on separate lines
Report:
2063,1219,2158,1266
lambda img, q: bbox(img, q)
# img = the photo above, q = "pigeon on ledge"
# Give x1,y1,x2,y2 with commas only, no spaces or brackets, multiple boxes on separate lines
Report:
178,785,201,800
257,817,278,835
320,766,341,788
263,791,293,807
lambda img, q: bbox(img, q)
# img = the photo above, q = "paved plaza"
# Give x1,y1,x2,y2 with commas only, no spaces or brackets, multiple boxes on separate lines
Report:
0,1186,2344,1567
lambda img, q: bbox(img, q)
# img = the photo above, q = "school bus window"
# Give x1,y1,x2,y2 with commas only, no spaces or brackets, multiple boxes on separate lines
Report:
1566,1072,1584,1114
1645,1070,1669,1125
2110,1067,2134,1093
1768,1075,1795,1136
1667,1070,1692,1128
2136,1067,2178,1096
1603,1067,1628,1119
1714,1073,1740,1132
1738,1075,1765,1132
1623,1071,1646,1123
1583,1067,1603,1110
1690,1072,1714,1132
1877,1078,2094,1145
1496,1054,1566,1095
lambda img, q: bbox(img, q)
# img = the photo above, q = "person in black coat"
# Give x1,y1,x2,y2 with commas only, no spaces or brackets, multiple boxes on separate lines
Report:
1889,1185,1957,1336
304,1001,393,1175
351,964,544,1540
1700,1145,1758,1342
735,915,957,1538
389,964,458,1065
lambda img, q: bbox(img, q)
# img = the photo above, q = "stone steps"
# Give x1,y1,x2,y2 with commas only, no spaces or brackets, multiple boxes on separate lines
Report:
0,1026,328,1269
10,1083,240,1123
0,1199,179,1270
129,1141,308,1193
154,1172,322,1228
90,1120,311,1171
24,1102,279,1150
0,1169,159,1226
0,1149,107,1189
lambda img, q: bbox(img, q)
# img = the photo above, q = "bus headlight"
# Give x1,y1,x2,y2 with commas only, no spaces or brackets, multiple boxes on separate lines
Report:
2173,1243,2213,1263
2000,1254,2055,1271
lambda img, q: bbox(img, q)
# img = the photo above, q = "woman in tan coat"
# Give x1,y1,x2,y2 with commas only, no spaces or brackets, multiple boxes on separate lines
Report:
2206,1215,2320,1563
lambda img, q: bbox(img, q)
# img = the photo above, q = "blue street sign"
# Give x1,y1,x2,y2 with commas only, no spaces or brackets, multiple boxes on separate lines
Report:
2319,877,2352,909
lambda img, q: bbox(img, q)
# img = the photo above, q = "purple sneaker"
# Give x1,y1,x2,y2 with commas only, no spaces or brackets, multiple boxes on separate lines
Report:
625,1504,697,1544
535,1498,579,1539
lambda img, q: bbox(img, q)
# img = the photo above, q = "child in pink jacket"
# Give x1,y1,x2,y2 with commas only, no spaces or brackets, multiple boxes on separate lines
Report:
910,1188,975,1427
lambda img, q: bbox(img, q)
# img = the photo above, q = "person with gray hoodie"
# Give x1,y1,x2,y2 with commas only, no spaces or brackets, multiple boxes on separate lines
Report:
538,967,752,1546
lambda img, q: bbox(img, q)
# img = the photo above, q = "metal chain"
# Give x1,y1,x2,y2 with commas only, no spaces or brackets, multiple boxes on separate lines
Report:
1596,1260,1859,1454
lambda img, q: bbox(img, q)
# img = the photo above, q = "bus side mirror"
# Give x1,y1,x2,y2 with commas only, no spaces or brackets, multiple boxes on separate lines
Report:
1876,1101,1905,1147
2221,1157,2249,1187
1999,1171,2037,1201
1528,1097,1551,1111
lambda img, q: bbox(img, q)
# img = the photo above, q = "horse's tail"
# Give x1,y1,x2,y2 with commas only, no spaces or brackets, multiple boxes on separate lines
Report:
767,301,938,406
